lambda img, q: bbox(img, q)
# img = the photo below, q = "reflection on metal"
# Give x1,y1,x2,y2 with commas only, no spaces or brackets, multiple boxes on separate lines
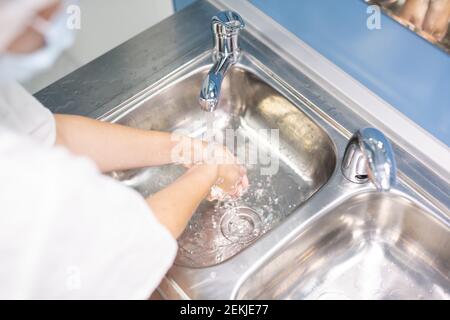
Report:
236,192,450,300
367,0,450,54
342,128,397,192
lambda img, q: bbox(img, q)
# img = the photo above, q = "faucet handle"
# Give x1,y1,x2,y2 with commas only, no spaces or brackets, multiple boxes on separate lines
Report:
342,128,397,192
211,11,245,62
199,11,244,112
212,11,245,34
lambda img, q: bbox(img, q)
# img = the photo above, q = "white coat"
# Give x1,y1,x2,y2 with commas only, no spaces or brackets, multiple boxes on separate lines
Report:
0,82,177,299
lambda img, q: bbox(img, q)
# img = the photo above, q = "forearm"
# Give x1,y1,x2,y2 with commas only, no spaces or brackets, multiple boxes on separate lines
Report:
54,114,181,172
147,164,218,238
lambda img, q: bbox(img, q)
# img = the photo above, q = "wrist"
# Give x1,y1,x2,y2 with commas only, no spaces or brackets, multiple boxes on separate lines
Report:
172,136,207,166
189,163,219,182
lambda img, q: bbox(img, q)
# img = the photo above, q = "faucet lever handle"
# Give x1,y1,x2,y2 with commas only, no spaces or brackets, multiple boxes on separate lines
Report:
342,128,397,192
212,11,245,34
211,11,245,63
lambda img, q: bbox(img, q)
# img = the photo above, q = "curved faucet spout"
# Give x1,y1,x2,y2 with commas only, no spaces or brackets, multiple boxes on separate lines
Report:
342,127,397,192
199,56,233,112
199,10,245,112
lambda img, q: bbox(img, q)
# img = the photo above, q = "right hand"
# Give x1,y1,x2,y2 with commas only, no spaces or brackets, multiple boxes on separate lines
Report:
211,163,249,201
204,145,249,201
178,138,249,201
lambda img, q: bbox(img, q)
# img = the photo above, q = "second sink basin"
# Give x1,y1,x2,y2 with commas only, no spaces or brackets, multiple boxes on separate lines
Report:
106,65,336,267
235,192,450,300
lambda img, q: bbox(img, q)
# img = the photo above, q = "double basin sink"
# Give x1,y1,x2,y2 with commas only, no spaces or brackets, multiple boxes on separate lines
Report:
40,0,448,299
100,52,449,299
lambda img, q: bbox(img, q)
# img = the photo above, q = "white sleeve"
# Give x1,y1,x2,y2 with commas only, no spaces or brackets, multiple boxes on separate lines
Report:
0,81,56,146
0,130,177,299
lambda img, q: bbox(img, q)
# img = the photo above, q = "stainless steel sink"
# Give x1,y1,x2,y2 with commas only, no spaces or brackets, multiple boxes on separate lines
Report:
106,65,336,268
99,46,450,300
235,192,450,299
40,0,450,300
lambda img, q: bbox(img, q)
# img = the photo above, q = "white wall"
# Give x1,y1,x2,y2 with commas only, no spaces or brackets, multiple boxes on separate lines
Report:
23,0,174,93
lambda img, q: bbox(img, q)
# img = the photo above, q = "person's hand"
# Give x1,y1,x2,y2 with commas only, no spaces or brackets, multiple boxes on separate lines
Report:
147,161,248,238
399,0,450,42
204,144,249,201
174,137,249,200
211,162,249,201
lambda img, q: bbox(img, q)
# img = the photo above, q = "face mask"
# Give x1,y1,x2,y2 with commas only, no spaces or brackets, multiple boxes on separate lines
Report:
0,2,76,83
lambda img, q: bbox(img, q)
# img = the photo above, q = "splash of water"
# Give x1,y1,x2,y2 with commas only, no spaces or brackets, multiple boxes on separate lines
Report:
176,112,305,267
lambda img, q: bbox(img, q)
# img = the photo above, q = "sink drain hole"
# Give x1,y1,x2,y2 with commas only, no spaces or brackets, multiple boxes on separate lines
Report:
220,207,262,244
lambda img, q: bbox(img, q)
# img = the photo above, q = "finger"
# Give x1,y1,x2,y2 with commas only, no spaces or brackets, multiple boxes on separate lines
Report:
399,0,431,29
423,0,450,41
234,185,243,198
241,174,249,190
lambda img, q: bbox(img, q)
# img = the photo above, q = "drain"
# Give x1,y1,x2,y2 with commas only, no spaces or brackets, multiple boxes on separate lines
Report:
220,207,262,244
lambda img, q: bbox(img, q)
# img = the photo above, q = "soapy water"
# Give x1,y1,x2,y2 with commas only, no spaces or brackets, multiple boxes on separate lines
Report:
176,160,305,267
175,112,308,267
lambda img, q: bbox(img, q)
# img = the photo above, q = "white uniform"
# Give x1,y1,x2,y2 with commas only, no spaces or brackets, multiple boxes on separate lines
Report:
0,82,177,299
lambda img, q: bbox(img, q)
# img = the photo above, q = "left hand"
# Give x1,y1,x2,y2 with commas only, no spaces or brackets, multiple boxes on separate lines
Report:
182,141,249,201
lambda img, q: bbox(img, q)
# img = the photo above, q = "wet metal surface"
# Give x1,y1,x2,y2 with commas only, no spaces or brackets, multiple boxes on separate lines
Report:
108,67,336,267
236,192,450,299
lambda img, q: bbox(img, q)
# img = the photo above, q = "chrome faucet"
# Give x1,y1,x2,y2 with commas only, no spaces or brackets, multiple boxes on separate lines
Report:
342,128,397,192
199,11,245,112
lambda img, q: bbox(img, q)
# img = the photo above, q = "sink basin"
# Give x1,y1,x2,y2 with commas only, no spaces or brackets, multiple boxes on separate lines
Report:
107,66,336,267
235,192,450,300
39,0,450,299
